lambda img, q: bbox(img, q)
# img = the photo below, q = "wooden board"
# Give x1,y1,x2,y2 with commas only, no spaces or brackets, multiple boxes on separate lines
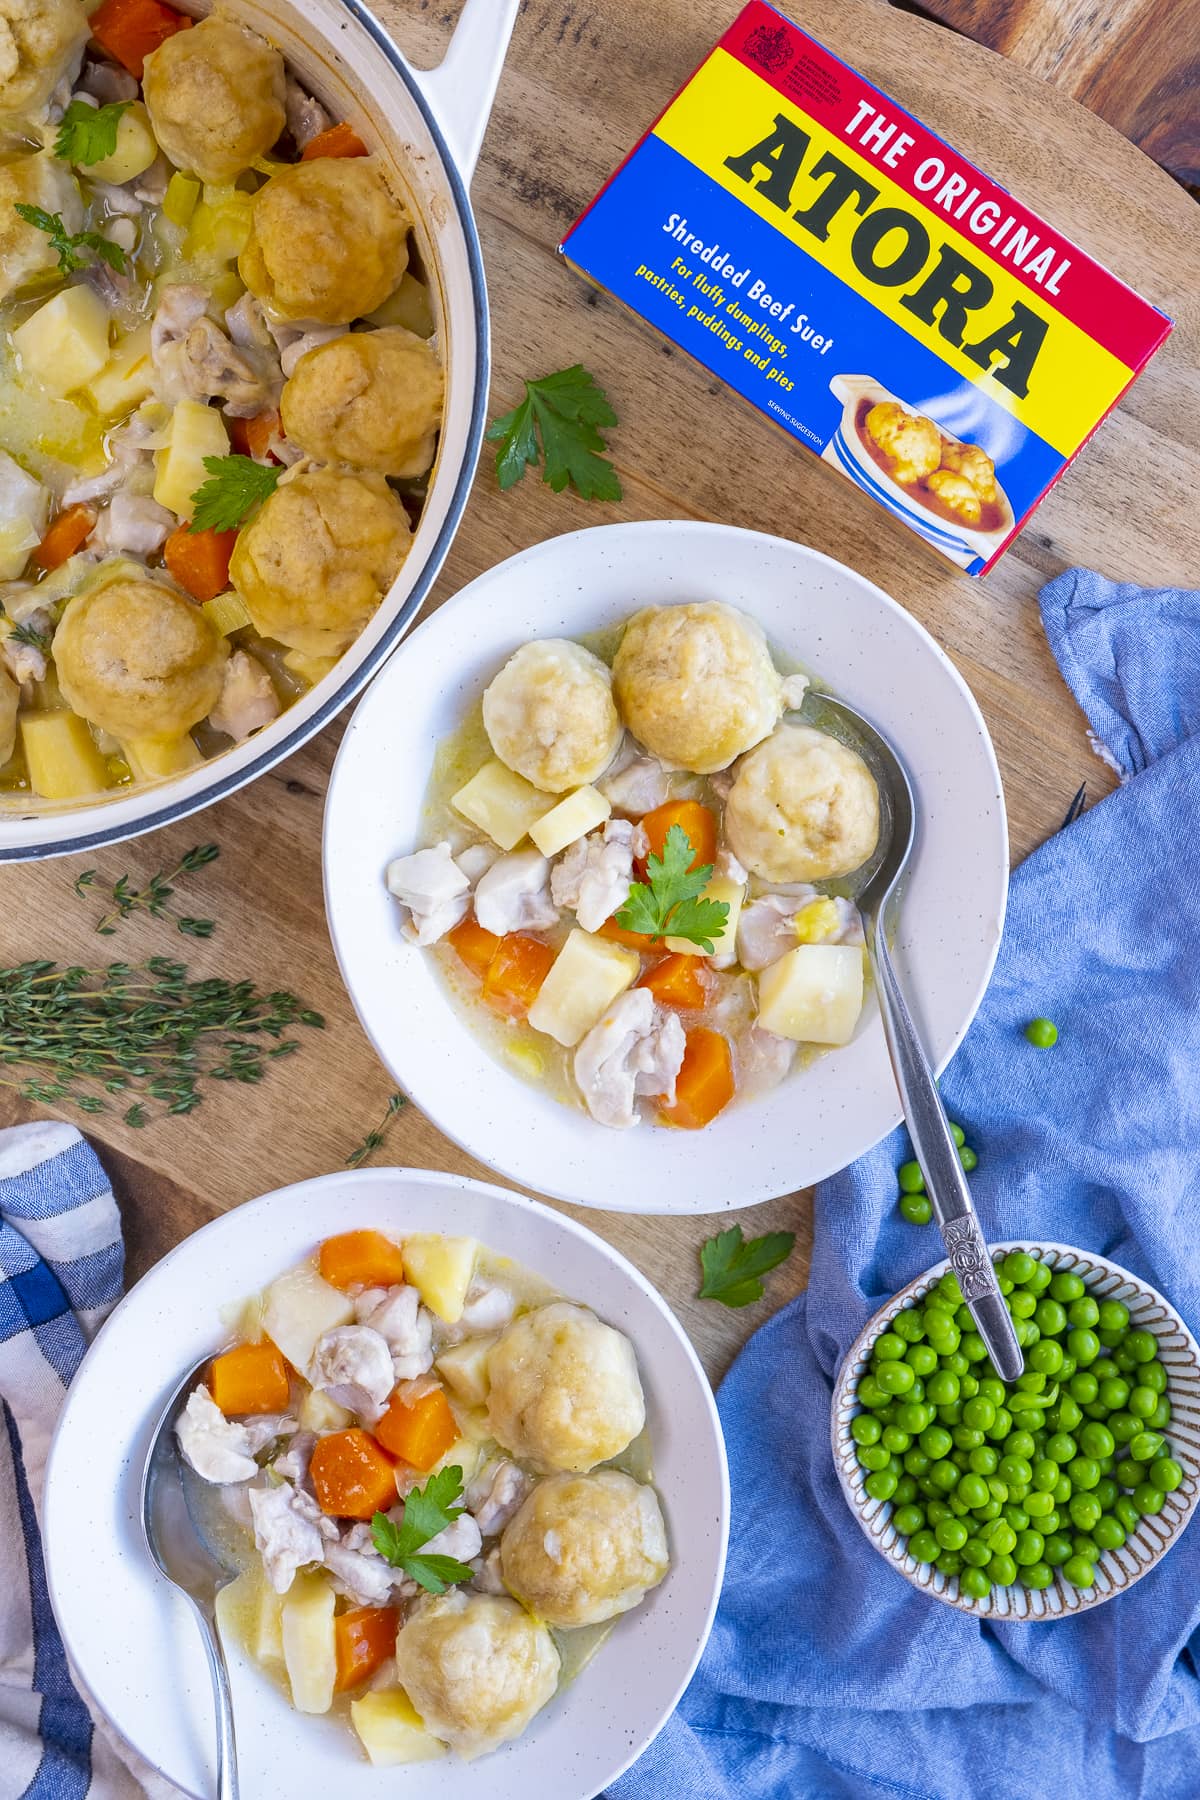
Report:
0,0,1197,1384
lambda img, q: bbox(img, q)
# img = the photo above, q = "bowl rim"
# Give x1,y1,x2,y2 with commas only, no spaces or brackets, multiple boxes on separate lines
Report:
831,1238,1200,1621
0,0,490,863
43,1165,731,1795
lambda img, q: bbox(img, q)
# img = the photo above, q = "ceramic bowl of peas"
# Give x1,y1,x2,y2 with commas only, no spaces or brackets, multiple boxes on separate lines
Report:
832,1244,1200,1618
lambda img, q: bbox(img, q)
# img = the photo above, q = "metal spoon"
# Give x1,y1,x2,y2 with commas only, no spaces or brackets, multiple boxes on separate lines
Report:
801,689,1024,1383
140,1357,241,1800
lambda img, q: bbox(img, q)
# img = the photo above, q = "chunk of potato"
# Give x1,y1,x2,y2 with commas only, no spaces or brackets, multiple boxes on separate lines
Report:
527,927,639,1047
529,784,611,858
666,872,746,958
402,1234,477,1324
298,1387,353,1433
262,1265,354,1374
281,1571,336,1714
20,712,109,799
756,943,864,1045
365,272,435,338
451,759,550,852
350,1688,446,1765
215,1567,284,1666
13,287,111,397
282,646,338,687
87,103,158,186
85,323,155,418
122,733,202,781
435,1333,497,1409
153,398,229,518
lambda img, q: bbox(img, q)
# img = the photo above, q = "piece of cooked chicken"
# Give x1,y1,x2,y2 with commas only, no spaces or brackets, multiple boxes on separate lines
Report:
208,649,280,741
472,848,558,936
573,987,685,1129
142,14,286,185
238,157,410,324
53,574,228,740
281,327,443,478
309,1324,395,1422
0,0,89,114
0,153,83,301
248,1481,326,1593
550,817,643,933
385,842,471,946
864,400,942,485
352,1283,434,1381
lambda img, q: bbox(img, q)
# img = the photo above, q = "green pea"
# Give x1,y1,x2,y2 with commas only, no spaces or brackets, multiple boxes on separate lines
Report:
1034,1298,1066,1336
947,1122,966,1147
1114,1495,1141,1533
882,1426,911,1454
1096,1377,1129,1412
1069,1494,1101,1532
908,1529,939,1563
959,1146,979,1173
892,1503,925,1536
926,1370,959,1406
960,1374,980,1401
1149,1398,1172,1430
929,1460,960,1493
1044,1271,1080,1303
859,1444,891,1471
967,1448,997,1479
1028,1262,1054,1294
959,1566,990,1598
1043,1533,1072,1566
899,1193,933,1226
1059,1355,1078,1380
858,1377,890,1410
1023,1561,1055,1589
1053,1475,1073,1505
1115,1458,1143,1488
960,1537,992,1568
1140,1361,1168,1394
1046,1433,1077,1465
1014,1319,1040,1348
1126,1330,1158,1363
1067,1328,1100,1366
1109,1411,1139,1444
1024,1018,1058,1047
1072,1534,1100,1562
989,1553,1017,1586
961,1333,989,1364
1067,1457,1100,1492
952,1427,985,1453
853,1414,882,1445
926,1322,961,1357
998,1454,1031,1488
1004,1505,1030,1531
1079,1423,1115,1460
939,1272,965,1305
1149,1456,1182,1494
904,1448,932,1476
1007,1430,1037,1461
985,1408,1013,1441
1009,1290,1037,1320
1095,1478,1118,1511
1056,1396,1084,1432
1128,1430,1165,1464
1093,1515,1126,1551
939,1406,964,1429
898,1160,925,1193
905,1345,938,1378
956,1473,989,1510
1024,1490,1056,1519
1001,1251,1037,1285
976,1499,1003,1522
874,1332,907,1362
1013,1529,1045,1566
984,1518,1016,1553
919,1425,953,1459
1097,1299,1129,1332
1063,1554,1095,1588
894,1402,929,1435
877,1361,916,1396
1029,1459,1057,1493
895,1476,918,1505
1068,1296,1100,1329
934,1517,968,1551
1030,1340,1065,1376
1128,1387,1157,1420
1041,1509,1062,1533
865,1470,898,1501
1068,1371,1098,1404
1114,1342,1140,1373
1134,1482,1165,1515
960,1397,995,1433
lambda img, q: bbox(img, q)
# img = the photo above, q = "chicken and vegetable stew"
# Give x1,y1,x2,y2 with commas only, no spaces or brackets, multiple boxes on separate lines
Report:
0,1,442,801
177,1228,669,1764
386,601,881,1132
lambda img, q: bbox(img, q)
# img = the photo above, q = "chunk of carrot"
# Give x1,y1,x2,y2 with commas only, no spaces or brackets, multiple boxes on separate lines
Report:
32,503,95,571
597,914,657,952
637,800,717,879
301,122,369,161
638,952,709,1010
375,1385,459,1471
310,1430,398,1519
228,410,282,463
480,933,554,1019
318,1229,408,1291
334,1606,398,1692
164,523,238,603
658,1026,734,1130
209,1341,290,1416
447,916,501,980
90,0,190,78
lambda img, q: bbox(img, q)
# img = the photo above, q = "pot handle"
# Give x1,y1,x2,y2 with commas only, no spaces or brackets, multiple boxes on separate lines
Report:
418,0,519,184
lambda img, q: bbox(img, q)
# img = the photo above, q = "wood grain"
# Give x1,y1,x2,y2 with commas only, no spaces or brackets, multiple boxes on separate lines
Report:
0,0,1196,1385
914,0,1200,187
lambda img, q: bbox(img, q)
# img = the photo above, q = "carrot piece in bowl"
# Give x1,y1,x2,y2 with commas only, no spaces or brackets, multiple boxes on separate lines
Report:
209,1341,290,1416
33,503,95,571
301,122,369,161
90,0,190,78
659,1026,734,1130
164,523,237,603
637,800,717,877
481,933,554,1019
310,1429,398,1519
318,1229,408,1291
375,1385,458,1471
334,1606,398,1692
639,952,708,1011
447,916,501,980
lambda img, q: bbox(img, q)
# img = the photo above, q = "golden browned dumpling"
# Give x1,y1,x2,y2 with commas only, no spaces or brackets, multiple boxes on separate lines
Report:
864,401,941,485
0,154,82,300
483,639,621,794
927,468,983,526
142,15,285,186
500,1471,669,1628
238,158,409,324
725,722,879,883
612,601,784,773
937,440,998,503
0,0,88,115
280,328,443,478
487,1301,645,1473
392,1592,559,1760
229,467,410,657
54,576,228,740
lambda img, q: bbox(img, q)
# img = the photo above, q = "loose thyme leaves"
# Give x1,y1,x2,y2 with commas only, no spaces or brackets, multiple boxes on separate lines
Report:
13,204,127,276
8,620,51,653
82,843,221,936
486,363,621,502
346,1091,406,1167
0,957,324,1126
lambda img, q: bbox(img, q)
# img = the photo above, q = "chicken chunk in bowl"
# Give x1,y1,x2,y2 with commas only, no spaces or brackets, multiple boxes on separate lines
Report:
382,602,879,1134
174,1225,670,1766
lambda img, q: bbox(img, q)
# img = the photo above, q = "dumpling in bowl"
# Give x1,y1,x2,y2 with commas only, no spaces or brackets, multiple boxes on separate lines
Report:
392,1592,559,1760
142,15,286,186
863,401,941,486
0,155,82,301
725,722,879,883
611,601,784,773
487,1301,645,1473
229,467,411,657
500,1470,669,1627
238,158,409,324
0,0,89,115
280,327,443,478
483,639,621,794
53,575,228,741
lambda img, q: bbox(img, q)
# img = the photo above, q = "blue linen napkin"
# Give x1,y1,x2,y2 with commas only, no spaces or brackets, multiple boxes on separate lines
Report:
0,1120,166,1800
611,568,1200,1800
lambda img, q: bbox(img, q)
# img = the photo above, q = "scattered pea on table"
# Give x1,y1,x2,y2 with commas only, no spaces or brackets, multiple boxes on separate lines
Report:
1025,1017,1059,1048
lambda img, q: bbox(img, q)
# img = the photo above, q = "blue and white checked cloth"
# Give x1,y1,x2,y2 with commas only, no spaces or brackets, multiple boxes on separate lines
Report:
0,1121,172,1800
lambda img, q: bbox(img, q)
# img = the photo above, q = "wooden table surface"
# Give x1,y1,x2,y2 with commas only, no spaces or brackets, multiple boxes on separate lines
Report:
0,0,1197,1384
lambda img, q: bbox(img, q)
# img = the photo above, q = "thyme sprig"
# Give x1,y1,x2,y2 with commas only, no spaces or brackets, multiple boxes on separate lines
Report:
347,1091,406,1167
7,620,50,653
75,844,221,937
0,957,324,1125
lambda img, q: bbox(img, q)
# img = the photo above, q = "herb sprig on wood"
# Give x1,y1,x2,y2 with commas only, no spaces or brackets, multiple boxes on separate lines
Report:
486,364,621,502
346,1091,406,1167
698,1224,796,1308
74,844,220,937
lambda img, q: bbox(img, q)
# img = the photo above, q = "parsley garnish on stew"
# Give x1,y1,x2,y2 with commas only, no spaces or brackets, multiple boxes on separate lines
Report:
486,363,622,502
371,1465,474,1596
188,455,280,533
615,824,729,952
53,100,131,167
13,204,127,276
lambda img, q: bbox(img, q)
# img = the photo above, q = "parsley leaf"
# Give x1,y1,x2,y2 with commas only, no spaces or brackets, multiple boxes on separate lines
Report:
13,204,127,276
485,363,621,502
188,455,280,533
615,824,729,952
371,1465,473,1596
54,99,131,166
698,1225,796,1308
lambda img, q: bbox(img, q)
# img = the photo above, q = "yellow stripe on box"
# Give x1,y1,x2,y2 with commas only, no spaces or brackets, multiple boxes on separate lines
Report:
653,50,1131,456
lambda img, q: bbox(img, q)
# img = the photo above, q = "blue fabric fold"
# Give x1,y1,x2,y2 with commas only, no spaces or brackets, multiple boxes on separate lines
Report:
611,568,1200,1800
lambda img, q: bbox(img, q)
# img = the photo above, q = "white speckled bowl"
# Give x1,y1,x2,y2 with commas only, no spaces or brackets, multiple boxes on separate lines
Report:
43,1168,729,1798
832,1242,1200,1619
323,520,1009,1212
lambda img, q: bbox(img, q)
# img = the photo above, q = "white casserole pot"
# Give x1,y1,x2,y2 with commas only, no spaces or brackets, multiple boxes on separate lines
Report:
0,0,519,859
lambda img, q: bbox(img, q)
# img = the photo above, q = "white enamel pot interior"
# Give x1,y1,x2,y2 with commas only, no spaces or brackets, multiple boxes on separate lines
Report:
0,0,519,860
